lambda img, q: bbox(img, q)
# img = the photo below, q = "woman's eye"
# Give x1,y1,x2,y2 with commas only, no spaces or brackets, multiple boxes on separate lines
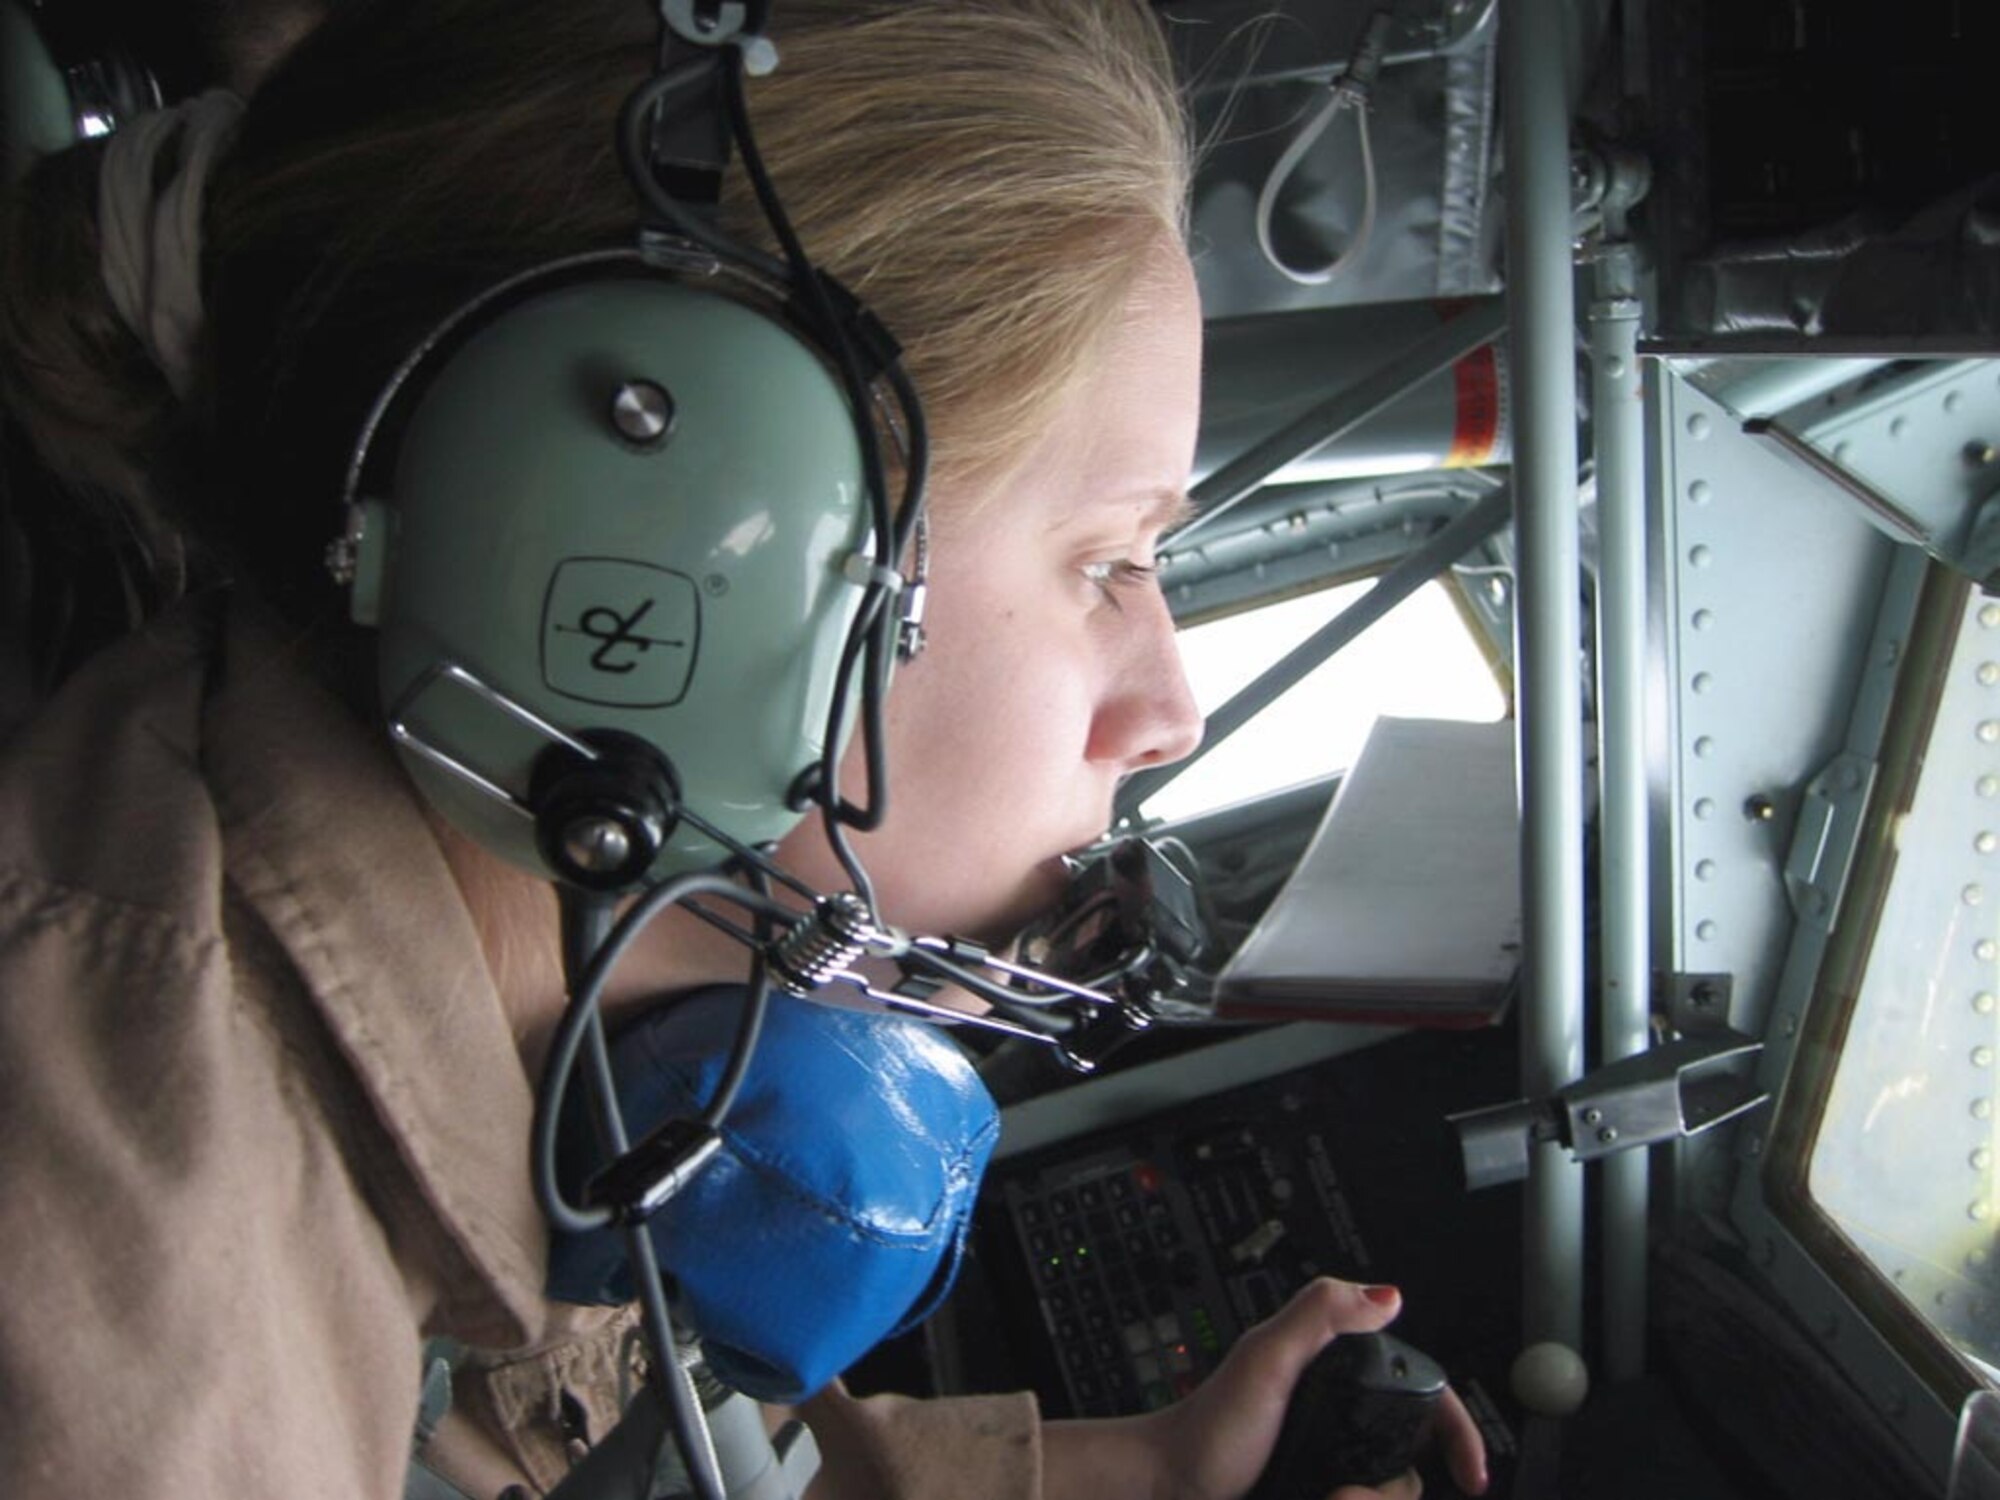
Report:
1080,558,1157,608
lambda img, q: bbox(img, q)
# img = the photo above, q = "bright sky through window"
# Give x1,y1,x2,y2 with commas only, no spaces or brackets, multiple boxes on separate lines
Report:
1144,578,1507,823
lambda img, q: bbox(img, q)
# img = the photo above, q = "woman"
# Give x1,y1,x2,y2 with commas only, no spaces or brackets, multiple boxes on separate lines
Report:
0,1,1486,1496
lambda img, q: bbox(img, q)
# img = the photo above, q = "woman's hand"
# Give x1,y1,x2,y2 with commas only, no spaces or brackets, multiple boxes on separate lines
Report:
1043,1277,1488,1500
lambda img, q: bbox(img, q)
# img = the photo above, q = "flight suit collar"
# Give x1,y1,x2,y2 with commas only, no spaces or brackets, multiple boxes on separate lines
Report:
200,597,550,1348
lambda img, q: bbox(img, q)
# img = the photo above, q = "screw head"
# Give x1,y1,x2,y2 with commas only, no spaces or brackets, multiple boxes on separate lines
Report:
610,380,676,446
562,816,633,874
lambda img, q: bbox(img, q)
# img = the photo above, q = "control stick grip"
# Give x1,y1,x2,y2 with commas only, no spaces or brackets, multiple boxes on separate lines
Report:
1245,1331,1447,1499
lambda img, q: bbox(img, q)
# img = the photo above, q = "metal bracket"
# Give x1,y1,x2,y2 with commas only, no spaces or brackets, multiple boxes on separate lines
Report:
1783,750,1877,934
1449,1028,1768,1190
1749,379,2000,591
1658,970,1734,1036
1964,484,2000,596
1742,418,1932,549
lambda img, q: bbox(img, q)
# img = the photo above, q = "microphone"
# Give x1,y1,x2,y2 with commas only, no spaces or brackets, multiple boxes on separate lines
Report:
545,1348,821,1500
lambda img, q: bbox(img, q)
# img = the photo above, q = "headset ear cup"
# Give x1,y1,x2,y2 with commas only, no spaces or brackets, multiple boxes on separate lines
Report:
354,267,871,884
2,0,77,173
531,732,681,893
1,0,168,163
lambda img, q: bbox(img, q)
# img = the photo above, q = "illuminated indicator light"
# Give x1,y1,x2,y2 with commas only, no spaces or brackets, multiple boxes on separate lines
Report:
1133,1164,1163,1194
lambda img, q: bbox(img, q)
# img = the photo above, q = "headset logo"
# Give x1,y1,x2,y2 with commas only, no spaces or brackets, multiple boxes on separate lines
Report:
541,558,699,707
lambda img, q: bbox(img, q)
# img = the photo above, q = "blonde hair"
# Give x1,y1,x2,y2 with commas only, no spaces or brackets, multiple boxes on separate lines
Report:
2,0,1189,617
734,1,1189,493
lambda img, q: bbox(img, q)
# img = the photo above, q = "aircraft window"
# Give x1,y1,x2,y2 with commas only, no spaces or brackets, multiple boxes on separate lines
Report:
1145,577,1505,823
1805,584,2000,1367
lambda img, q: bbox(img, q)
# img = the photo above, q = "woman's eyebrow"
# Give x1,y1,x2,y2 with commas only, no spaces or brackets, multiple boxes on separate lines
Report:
1149,487,1197,532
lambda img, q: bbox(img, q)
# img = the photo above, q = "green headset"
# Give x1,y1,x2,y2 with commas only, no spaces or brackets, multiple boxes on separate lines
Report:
0,0,200,179
326,2,928,897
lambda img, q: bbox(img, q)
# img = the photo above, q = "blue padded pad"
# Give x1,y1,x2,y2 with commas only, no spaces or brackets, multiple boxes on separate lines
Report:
546,986,999,1401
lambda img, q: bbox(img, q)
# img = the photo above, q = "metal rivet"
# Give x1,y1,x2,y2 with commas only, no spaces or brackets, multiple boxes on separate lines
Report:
1689,479,1712,504
1583,1108,1603,1125
1977,940,1997,963
1976,1098,1994,1121
1977,993,1997,1015
1694,736,1715,758
1979,663,2000,687
1975,1046,1995,1068
1692,608,1715,631
1687,413,1712,439
1969,884,1989,908
1889,416,1910,439
1597,1128,1619,1145
1946,391,1966,414
1689,544,1713,568
1979,832,1998,855
1696,919,1717,941
1695,859,1717,881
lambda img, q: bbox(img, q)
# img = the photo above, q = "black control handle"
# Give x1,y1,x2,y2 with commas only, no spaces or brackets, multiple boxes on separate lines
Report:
1245,1331,1447,1499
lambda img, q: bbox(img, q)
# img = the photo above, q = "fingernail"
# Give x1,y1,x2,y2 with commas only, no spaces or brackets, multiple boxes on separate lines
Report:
1361,1283,1400,1306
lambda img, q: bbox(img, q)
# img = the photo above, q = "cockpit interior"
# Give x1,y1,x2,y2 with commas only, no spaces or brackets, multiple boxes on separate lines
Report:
5,2,1998,1498
855,4,1999,1498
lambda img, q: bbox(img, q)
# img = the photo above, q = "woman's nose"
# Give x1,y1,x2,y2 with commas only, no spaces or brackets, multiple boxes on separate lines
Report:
1085,586,1204,772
